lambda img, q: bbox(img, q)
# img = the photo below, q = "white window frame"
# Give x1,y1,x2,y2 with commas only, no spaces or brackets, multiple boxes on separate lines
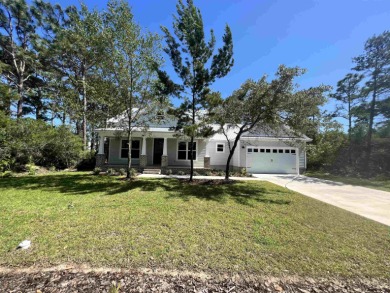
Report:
216,143,225,153
120,138,141,159
176,140,198,161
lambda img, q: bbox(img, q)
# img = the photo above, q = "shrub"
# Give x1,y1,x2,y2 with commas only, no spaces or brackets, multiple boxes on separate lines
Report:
0,171,13,178
217,170,224,176
26,164,37,175
118,168,126,176
48,165,56,172
106,168,116,176
240,168,248,177
193,171,200,176
130,168,138,177
205,171,212,176
166,169,172,175
177,170,185,175
93,167,102,175
76,151,96,171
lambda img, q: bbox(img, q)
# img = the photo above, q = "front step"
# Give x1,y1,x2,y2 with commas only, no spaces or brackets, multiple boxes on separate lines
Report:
143,169,161,175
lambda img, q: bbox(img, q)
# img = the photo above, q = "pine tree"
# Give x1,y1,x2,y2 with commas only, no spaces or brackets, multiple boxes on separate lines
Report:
353,31,390,161
332,73,364,143
158,0,234,181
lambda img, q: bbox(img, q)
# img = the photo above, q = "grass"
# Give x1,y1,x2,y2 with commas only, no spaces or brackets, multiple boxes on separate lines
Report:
0,172,389,278
305,171,390,193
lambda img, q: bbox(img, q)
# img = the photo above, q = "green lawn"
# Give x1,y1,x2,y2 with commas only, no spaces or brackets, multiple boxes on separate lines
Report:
0,172,389,278
305,171,390,193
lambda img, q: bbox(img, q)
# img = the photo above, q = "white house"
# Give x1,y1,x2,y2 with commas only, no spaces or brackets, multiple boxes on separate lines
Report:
95,112,311,174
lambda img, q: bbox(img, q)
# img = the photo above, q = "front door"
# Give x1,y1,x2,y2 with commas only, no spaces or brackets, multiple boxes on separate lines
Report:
153,138,164,165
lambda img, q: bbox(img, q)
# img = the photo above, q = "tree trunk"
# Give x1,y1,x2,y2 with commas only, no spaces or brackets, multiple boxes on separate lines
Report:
367,74,377,162
225,133,242,180
189,92,196,182
16,83,24,119
82,71,88,151
348,95,352,164
189,135,194,181
126,129,132,179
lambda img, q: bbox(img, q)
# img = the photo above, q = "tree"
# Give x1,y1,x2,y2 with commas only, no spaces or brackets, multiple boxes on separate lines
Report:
353,31,390,158
331,73,363,142
103,0,163,179
0,0,42,118
49,4,106,149
158,0,234,181
216,66,308,180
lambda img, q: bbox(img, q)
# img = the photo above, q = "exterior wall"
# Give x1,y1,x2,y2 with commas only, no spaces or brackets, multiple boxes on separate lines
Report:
207,140,242,170
299,148,305,169
167,138,205,168
107,137,141,166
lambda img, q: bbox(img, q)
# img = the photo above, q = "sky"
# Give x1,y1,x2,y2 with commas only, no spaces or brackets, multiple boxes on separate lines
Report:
54,0,390,124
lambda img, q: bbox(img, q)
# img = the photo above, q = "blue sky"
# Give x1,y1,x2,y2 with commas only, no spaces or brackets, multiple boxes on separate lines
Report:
55,0,390,123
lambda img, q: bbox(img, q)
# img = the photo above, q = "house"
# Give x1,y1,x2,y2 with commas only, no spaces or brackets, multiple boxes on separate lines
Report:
95,112,311,174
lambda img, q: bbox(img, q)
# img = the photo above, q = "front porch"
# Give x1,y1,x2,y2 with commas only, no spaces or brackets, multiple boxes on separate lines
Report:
95,131,211,171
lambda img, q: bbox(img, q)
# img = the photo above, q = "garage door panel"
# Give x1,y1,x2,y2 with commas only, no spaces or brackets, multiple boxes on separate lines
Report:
246,148,297,174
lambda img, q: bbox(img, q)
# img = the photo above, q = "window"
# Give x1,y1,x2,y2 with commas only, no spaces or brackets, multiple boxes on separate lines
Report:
248,148,253,153
216,143,225,153
285,149,290,153
278,149,283,153
266,149,271,153
177,141,197,160
273,149,277,153
254,148,259,153
121,139,140,159
260,149,265,153
291,149,296,154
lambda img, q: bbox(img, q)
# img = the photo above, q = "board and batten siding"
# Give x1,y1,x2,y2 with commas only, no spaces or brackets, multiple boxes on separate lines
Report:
207,140,240,169
108,137,141,165
167,138,206,168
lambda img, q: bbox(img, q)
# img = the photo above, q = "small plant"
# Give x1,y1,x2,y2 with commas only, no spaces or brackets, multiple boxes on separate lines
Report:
166,169,172,175
109,282,121,293
118,168,126,176
205,171,212,176
93,167,102,175
130,168,138,177
217,170,224,176
1,171,13,178
26,164,37,175
106,168,116,176
177,170,185,175
193,171,200,176
240,168,248,177
48,165,56,172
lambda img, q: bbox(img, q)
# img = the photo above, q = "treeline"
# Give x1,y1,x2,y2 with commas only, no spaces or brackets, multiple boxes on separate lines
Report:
309,32,390,176
0,0,389,178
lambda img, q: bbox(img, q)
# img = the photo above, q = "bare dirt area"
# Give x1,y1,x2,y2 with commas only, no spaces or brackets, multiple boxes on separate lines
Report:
0,267,389,292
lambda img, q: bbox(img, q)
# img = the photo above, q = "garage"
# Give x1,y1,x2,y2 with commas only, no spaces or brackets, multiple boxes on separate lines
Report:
246,147,298,174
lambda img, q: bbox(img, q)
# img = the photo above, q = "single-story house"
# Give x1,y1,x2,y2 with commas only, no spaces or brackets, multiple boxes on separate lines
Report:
95,112,311,174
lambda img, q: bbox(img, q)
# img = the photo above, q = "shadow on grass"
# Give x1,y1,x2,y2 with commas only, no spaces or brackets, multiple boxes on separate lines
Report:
0,174,291,206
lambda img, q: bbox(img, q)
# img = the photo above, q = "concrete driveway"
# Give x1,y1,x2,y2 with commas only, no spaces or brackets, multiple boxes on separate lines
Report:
252,174,390,226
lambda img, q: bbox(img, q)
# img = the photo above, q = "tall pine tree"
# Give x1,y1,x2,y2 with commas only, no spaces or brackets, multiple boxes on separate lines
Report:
159,0,234,181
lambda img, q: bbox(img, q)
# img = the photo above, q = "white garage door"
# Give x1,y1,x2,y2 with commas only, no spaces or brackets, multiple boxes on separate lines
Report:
246,147,298,174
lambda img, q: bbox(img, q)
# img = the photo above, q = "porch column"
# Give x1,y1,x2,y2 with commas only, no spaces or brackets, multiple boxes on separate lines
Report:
204,139,210,169
161,137,168,168
98,134,105,154
96,134,106,168
142,136,147,155
140,136,147,168
163,137,168,156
